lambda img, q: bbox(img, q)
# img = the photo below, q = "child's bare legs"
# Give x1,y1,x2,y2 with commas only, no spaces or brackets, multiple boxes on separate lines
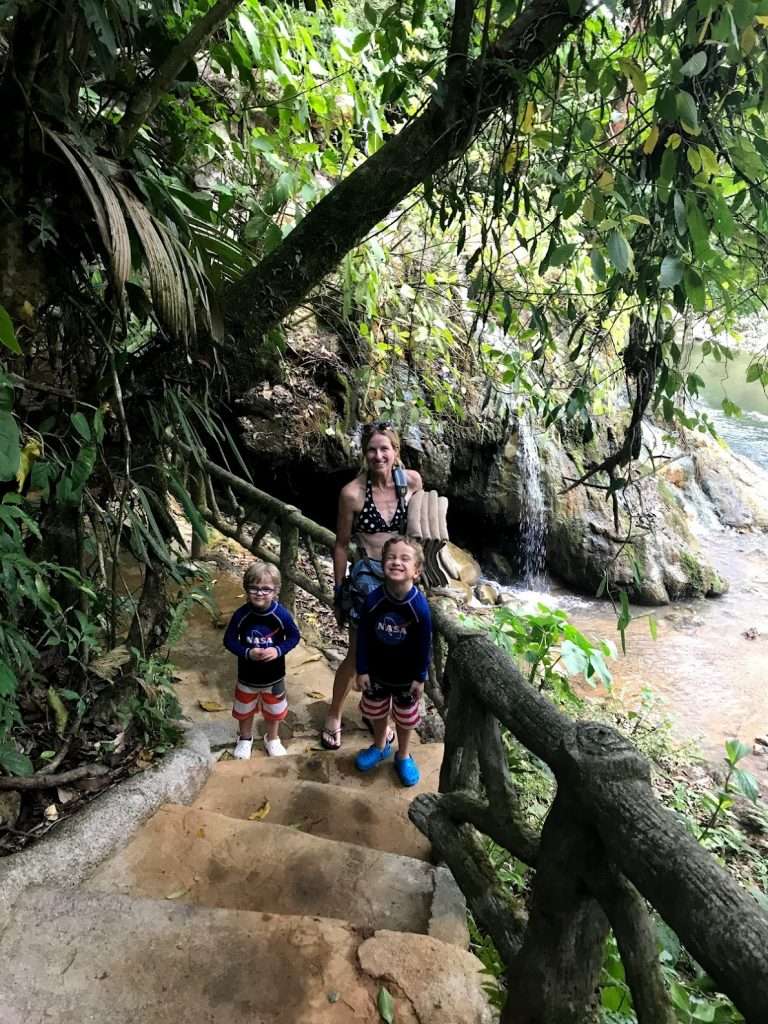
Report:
238,713,255,740
371,714,391,749
265,717,280,742
395,723,413,760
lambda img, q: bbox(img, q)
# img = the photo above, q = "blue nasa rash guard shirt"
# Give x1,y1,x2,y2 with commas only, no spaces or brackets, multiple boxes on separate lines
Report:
223,601,300,686
356,585,432,686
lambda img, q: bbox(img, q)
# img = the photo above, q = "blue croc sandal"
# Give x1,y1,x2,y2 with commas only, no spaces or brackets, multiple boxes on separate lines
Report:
355,742,392,772
394,755,420,787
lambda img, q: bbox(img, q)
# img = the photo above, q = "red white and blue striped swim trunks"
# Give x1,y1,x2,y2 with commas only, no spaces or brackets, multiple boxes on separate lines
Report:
232,677,288,722
359,678,421,729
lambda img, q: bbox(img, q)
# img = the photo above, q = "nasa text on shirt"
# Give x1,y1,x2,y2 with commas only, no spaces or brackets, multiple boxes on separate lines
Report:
247,625,278,648
376,612,409,645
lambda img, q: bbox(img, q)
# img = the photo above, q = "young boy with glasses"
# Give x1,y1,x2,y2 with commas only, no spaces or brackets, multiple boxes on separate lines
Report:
223,561,300,759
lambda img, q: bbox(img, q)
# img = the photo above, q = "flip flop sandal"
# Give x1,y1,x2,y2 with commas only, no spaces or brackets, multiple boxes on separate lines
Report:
361,716,396,746
320,725,342,751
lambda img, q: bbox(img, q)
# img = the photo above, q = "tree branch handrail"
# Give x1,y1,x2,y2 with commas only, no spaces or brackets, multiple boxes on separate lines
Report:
166,431,336,549
424,601,768,1023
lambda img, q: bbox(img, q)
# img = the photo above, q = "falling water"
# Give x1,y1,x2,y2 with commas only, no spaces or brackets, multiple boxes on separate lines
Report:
517,415,547,585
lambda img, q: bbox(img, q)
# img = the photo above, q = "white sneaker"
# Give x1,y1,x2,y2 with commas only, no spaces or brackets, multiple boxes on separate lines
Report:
263,735,287,757
233,737,253,760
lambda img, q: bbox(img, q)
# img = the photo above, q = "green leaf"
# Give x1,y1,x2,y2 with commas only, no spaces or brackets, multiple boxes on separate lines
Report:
617,58,648,95
0,304,21,355
70,412,91,442
648,615,658,640
698,144,720,176
590,248,606,281
377,986,395,1023
676,90,699,131
0,662,17,696
237,12,260,60
606,230,634,274
746,363,762,383
48,687,69,736
79,0,116,55
732,768,760,803
724,738,752,765
683,267,706,311
660,256,683,287
617,590,631,653
0,746,34,777
0,410,21,482
681,51,707,76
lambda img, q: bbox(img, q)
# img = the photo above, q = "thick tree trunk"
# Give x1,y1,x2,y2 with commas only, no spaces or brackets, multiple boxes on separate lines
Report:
503,791,609,1024
223,0,587,343
430,603,768,1023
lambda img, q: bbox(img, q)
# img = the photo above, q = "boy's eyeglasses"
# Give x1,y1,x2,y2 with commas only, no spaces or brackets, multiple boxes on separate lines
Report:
246,587,274,595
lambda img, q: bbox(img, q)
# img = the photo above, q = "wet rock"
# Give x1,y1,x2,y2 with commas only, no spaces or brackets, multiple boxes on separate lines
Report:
482,550,515,583
474,582,500,606
439,542,481,586
543,426,729,606
418,705,446,744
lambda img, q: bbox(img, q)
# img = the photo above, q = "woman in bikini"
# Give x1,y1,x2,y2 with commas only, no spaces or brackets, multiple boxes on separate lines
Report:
321,423,422,750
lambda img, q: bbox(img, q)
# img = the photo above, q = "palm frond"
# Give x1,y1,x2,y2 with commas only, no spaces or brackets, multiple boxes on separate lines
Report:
48,129,217,342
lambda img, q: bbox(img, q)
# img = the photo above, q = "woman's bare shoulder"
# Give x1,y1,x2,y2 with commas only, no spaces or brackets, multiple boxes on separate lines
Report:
406,469,423,491
339,474,366,506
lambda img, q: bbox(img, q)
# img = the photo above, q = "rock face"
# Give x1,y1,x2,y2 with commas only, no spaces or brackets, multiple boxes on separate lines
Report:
233,363,768,604
543,431,729,606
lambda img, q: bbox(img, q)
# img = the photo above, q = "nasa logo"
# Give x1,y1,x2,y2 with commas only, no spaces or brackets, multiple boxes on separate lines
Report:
247,625,276,648
376,613,408,646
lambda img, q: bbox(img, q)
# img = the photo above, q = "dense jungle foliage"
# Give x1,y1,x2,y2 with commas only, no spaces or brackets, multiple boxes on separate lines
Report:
2,0,768,1019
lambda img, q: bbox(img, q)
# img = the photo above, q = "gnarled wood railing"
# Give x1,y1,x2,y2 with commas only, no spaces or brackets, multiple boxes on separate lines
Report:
415,603,768,1024
168,434,335,615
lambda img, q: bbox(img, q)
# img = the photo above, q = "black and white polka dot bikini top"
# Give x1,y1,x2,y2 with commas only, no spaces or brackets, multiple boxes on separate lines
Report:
354,473,408,535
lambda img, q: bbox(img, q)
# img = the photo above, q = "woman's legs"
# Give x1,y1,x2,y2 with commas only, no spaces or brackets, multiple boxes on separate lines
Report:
321,630,357,749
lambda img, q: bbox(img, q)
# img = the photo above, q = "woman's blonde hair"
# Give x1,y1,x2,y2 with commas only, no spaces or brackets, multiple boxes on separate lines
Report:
243,561,281,591
360,422,402,472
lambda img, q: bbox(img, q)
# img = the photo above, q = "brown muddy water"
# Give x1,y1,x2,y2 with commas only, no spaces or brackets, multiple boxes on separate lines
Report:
509,528,768,780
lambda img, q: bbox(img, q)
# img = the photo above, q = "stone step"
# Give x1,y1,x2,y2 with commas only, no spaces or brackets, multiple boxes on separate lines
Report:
84,803,467,947
0,887,492,1024
212,739,445,799
194,775,432,861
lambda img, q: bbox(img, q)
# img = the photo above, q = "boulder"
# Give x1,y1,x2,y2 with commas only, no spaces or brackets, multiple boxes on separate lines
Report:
544,428,728,606
439,542,482,586
474,582,500,605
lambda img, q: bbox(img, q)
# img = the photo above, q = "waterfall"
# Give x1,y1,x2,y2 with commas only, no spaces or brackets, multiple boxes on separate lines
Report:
518,415,547,586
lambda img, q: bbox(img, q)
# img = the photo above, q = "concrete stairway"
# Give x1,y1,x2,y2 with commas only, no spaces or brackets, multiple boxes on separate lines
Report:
0,638,492,1023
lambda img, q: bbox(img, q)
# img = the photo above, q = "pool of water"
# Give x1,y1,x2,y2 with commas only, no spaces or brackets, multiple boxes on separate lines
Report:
501,529,768,772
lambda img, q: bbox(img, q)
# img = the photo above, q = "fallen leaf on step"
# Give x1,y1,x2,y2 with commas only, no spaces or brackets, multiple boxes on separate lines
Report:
198,700,228,712
165,888,190,900
44,803,59,822
305,691,326,700
56,787,76,805
248,799,271,821
196,827,206,838
327,992,339,1004
377,986,395,1024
